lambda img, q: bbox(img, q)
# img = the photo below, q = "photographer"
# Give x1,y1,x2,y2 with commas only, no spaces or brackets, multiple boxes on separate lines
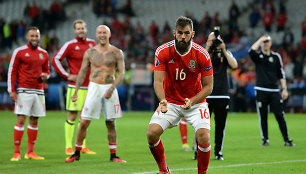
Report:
194,29,238,161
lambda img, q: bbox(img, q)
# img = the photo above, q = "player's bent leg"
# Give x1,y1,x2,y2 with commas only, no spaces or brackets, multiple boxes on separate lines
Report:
147,123,170,173
196,128,211,174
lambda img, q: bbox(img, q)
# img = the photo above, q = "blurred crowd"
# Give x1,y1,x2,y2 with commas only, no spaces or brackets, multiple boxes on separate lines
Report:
1,0,306,112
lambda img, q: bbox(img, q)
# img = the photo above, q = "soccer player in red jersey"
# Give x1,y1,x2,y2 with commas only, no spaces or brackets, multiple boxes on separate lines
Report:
8,27,50,161
146,16,213,174
51,19,96,155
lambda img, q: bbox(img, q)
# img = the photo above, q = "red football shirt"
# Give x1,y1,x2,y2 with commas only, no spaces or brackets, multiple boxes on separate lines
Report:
154,40,213,105
7,43,50,93
51,37,96,88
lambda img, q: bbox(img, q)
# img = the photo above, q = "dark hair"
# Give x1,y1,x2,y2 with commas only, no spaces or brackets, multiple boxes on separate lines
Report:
175,16,193,31
26,26,39,34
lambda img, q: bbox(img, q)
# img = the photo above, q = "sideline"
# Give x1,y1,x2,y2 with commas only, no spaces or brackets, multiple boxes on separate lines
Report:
132,159,306,174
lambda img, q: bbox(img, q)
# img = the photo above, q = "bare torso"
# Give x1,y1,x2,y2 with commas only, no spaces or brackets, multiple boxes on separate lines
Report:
87,45,120,84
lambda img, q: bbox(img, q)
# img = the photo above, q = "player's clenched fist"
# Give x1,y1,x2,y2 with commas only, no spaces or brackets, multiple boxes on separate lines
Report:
181,98,192,110
157,99,168,114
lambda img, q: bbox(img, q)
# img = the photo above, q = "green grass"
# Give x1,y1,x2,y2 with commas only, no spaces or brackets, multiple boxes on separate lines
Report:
0,111,305,174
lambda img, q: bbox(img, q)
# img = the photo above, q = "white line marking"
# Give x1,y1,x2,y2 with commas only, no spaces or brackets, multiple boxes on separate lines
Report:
132,159,306,174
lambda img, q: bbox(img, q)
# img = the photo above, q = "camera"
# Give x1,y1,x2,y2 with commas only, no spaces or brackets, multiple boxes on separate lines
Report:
209,26,222,53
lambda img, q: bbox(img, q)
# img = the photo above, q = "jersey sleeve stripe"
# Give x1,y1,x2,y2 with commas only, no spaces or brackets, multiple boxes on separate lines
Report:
38,47,48,53
155,40,174,57
53,40,76,77
192,44,210,60
273,51,286,79
7,45,27,92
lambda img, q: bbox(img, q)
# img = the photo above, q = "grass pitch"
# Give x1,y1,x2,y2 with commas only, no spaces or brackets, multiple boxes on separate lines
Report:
0,111,305,174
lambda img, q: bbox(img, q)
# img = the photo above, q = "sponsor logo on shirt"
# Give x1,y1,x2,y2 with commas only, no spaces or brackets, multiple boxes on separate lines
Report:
155,58,160,67
39,53,44,60
204,66,212,71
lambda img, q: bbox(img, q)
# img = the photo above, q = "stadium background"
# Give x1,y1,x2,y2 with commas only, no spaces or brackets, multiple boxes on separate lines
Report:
0,0,306,112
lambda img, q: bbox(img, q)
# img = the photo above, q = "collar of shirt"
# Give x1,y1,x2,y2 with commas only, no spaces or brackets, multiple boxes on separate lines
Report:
27,43,38,50
76,36,86,43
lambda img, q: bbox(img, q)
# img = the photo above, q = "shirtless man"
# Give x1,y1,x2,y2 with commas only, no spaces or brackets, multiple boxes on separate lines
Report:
65,25,126,163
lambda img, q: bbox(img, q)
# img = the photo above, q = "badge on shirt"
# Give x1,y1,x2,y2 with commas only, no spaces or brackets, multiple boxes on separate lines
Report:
189,60,196,72
39,53,44,60
269,57,273,63
259,54,264,59
155,58,160,67
189,60,195,68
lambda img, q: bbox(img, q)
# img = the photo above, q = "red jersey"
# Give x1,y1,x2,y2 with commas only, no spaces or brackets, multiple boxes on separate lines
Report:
51,37,96,88
154,40,213,105
7,43,50,93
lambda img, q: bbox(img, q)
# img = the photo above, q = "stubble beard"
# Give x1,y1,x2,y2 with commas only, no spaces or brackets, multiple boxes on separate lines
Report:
29,41,38,48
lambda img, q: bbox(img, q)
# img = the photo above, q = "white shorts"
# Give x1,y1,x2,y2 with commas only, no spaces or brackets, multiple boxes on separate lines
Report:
81,82,122,120
14,92,46,117
149,102,210,132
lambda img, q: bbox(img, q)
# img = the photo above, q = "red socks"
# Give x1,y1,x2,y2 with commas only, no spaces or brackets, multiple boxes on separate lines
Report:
197,142,211,174
109,142,117,154
13,123,24,153
179,118,188,144
75,142,83,151
149,138,168,172
27,124,38,153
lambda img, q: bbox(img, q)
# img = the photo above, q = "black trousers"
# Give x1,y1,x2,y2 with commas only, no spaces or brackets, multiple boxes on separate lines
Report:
255,90,290,142
207,98,229,156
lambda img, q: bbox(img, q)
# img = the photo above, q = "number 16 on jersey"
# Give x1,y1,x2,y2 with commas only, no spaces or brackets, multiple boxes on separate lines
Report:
175,68,186,80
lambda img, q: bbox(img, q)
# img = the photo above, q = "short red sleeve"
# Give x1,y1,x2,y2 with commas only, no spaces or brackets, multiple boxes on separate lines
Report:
154,47,167,71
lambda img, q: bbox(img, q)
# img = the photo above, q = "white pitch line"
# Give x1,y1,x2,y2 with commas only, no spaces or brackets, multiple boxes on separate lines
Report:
132,159,306,174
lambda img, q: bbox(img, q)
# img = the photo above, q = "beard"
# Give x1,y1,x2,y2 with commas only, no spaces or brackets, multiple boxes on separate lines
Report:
29,41,38,48
175,36,191,53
